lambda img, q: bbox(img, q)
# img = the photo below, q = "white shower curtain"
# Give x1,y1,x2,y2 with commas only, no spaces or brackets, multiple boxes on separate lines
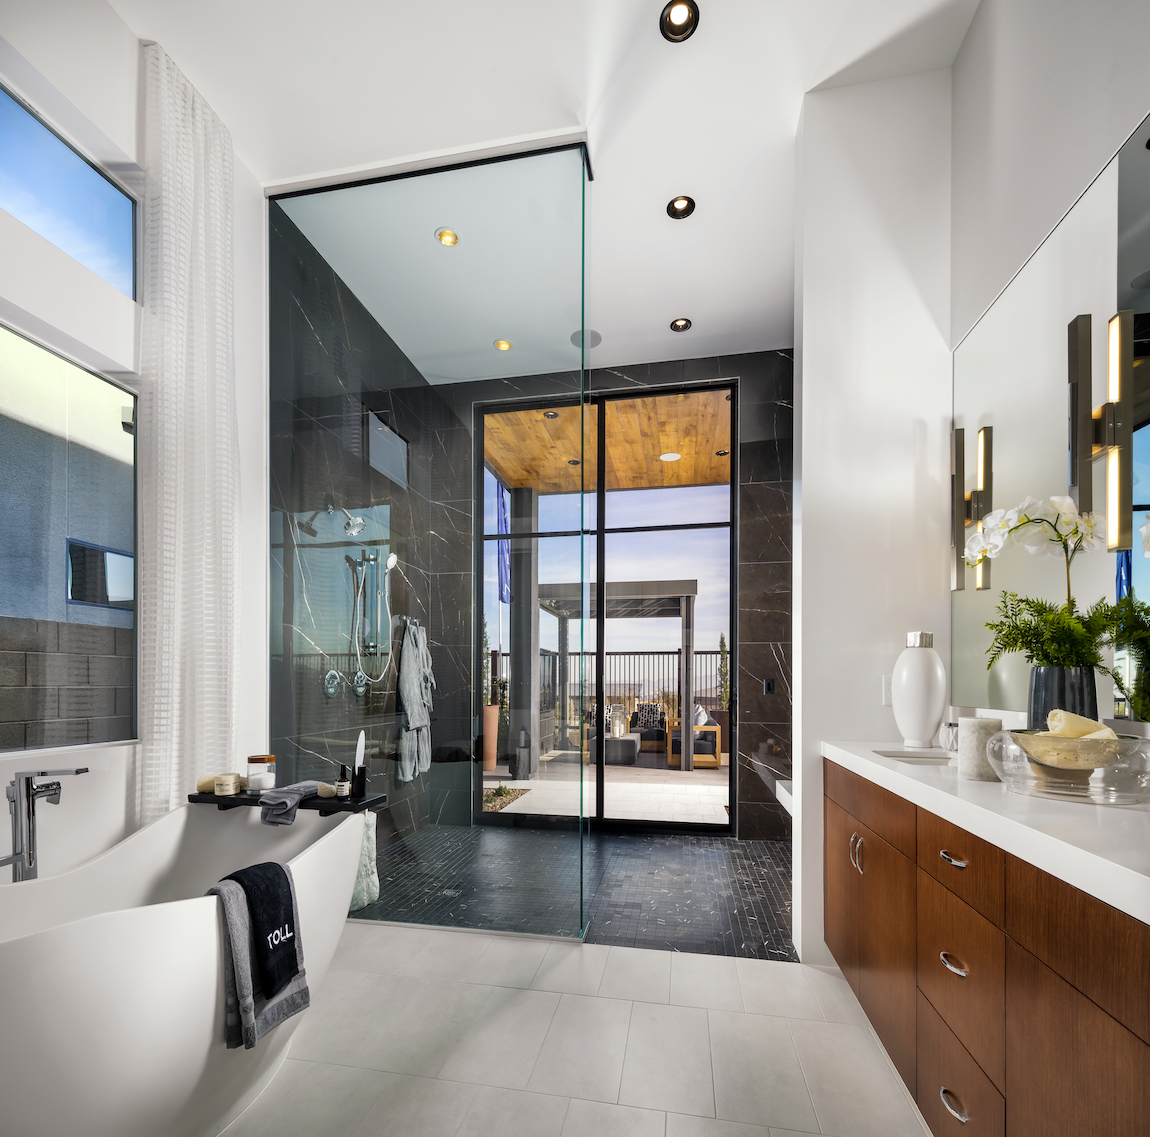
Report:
133,43,241,827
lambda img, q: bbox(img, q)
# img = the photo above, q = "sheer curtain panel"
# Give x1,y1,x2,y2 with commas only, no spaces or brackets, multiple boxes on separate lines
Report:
134,43,241,826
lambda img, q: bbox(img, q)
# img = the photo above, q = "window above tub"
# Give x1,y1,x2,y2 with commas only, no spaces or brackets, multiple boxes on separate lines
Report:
0,83,135,299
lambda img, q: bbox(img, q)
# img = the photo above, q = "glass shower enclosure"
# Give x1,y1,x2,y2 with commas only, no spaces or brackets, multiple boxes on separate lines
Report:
268,145,590,936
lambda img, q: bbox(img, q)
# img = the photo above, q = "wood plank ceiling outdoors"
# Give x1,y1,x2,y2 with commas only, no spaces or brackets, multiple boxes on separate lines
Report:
484,390,731,494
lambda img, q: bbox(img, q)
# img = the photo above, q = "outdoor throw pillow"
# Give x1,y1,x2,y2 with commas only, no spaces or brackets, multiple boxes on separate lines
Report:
636,703,662,731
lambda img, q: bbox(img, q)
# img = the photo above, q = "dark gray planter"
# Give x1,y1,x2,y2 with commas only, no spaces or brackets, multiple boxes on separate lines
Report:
1027,666,1098,729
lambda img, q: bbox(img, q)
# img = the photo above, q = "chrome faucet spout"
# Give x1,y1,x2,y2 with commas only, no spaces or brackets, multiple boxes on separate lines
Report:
5,766,89,881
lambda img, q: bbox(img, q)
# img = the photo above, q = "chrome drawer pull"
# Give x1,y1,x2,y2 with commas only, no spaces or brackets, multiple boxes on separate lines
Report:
940,951,968,978
939,1087,968,1124
849,832,858,870
939,849,968,869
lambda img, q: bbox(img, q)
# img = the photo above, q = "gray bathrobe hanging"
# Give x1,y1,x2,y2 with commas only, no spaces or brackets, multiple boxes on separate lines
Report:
397,623,435,782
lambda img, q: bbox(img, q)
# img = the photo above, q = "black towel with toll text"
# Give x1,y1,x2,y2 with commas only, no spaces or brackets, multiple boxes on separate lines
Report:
224,861,299,998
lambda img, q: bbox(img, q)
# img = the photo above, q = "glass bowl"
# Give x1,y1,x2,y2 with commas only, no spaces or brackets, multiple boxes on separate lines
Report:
986,730,1150,804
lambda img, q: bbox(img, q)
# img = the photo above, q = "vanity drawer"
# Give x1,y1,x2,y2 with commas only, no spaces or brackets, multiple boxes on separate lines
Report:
917,989,1004,1137
917,808,1004,927
1006,854,1150,1046
824,760,916,858
918,869,1005,1090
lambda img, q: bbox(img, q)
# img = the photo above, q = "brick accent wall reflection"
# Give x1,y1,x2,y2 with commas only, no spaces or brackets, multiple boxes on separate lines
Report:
0,615,134,750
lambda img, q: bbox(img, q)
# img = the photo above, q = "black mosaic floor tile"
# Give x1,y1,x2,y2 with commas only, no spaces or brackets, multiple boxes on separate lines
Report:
353,825,796,961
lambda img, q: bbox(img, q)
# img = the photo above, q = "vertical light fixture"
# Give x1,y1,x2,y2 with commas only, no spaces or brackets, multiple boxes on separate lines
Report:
964,426,993,590
951,427,965,592
1067,315,1092,512
1105,311,1133,550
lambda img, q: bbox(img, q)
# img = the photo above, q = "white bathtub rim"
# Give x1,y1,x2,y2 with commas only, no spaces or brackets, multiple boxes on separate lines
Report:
0,805,360,950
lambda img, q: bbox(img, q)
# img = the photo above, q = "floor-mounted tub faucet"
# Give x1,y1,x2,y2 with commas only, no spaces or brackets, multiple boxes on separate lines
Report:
2,767,89,882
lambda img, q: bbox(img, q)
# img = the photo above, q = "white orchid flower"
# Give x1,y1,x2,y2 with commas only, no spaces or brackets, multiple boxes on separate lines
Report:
981,508,1018,543
964,530,988,566
1078,512,1106,552
1050,495,1078,521
1018,496,1057,523
1141,514,1150,557
1017,519,1057,554
983,528,1009,557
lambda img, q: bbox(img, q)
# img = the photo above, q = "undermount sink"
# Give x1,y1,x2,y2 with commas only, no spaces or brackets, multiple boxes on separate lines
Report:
872,749,954,764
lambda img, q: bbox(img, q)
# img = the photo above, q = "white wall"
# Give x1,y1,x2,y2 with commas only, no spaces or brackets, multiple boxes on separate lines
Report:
794,68,953,962
0,3,270,864
952,0,1150,344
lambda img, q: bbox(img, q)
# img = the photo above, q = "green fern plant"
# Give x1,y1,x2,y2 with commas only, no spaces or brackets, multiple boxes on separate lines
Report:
1103,594,1150,721
985,592,1110,671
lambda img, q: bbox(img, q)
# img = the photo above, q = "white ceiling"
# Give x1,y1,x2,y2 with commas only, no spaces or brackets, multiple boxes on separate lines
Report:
108,0,979,371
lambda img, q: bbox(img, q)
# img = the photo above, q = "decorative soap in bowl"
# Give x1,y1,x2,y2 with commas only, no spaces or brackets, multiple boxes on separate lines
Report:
986,730,1150,804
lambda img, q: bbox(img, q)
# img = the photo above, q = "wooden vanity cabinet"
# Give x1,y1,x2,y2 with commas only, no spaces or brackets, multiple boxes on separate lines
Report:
822,760,916,1090
823,762,1150,1136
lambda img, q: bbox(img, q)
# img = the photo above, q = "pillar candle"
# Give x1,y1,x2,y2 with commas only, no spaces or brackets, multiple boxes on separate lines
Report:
958,717,1001,781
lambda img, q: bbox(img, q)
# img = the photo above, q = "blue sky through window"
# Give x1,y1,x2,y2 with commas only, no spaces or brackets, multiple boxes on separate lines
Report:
0,87,134,297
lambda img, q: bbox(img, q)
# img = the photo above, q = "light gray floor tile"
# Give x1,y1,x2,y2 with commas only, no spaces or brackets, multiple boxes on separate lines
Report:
802,965,868,1027
669,953,744,1012
735,960,823,1021
619,1002,715,1118
438,986,561,1088
333,922,434,973
562,1098,666,1137
598,946,672,1003
769,1131,822,1136
361,979,493,1077
456,1085,571,1137
530,941,611,995
527,992,633,1102
399,928,496,979
788,1018,927,1137
665,1116,773,1137
290,974,428,1067
466,936,551,988
304,968,375,1023
707,1010,819,1132
349,1072,477,1137
223,1059,385,1137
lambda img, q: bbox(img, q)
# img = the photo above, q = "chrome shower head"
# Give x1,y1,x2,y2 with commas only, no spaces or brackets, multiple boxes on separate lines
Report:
386,553,398,571
342,508,366,537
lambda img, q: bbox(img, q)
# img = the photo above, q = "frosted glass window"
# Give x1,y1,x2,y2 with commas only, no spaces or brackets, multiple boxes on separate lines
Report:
0,85,134,297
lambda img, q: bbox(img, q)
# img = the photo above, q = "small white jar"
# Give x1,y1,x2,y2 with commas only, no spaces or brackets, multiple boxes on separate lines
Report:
891,632,947,747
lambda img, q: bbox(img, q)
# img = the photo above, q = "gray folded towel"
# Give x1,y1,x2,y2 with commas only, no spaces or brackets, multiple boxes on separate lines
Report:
206,862,309,1049
258,781,319,826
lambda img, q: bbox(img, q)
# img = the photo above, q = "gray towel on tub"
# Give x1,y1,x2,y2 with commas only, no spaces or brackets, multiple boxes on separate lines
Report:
258,781,319,826
206,862,309,1049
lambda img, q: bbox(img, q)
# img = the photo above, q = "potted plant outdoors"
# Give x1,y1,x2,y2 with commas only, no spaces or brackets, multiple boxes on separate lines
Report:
481,620,498,771
1103,593,1150,721
966,495,1109,727
713,632,731,758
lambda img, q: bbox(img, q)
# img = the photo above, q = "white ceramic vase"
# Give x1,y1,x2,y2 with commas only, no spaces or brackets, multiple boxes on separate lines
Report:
892,632,947,747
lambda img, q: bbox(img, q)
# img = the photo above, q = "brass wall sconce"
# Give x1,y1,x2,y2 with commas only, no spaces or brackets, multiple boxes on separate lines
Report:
950,425,993,591
1067,311,1133,551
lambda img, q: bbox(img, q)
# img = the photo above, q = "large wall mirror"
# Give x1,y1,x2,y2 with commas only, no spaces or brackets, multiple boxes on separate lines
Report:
952,109,1150,718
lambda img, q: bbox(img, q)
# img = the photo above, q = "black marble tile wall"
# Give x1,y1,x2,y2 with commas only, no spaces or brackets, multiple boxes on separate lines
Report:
0,614,134,750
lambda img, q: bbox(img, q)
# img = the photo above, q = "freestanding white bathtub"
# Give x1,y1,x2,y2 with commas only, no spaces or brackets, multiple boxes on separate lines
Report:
0,802,364,1137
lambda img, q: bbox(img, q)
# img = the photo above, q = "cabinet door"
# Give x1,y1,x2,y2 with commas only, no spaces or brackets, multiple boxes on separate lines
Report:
1006,938,1150,1137
824,796,860,995
857,822,917,1091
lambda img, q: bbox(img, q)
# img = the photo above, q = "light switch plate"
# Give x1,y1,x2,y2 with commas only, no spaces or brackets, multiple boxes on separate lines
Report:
881,675,892,706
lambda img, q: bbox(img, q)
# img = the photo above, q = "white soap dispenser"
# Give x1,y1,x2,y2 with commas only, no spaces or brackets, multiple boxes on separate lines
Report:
891,631,947,747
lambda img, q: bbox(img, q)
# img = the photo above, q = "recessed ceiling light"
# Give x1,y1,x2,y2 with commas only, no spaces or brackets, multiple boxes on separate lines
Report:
660,452,682,462
660,0,699,42
544,410,559,419
494,340,512,351
568,458,581,466
715,449,729,457
670,318,692,332
435,228,459,246
666,195,695,219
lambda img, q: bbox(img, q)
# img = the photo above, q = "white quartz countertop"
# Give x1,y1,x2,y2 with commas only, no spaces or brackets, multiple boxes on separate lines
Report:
822,740,1150,927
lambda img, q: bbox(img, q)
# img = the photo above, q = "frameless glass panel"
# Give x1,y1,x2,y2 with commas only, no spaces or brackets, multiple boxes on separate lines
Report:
0,323,136,750
601,527,731,823
270,145,587,936
0,86,134,297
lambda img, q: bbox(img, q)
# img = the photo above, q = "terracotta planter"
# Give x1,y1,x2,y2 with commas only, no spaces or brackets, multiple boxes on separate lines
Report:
482,704,499,770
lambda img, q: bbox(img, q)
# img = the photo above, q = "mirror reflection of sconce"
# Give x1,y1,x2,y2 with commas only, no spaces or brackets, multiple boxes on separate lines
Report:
950,425,993,591
1067,311,1133,550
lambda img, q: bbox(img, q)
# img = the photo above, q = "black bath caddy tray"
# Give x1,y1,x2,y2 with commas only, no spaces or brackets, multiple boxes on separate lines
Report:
188,790,387,817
